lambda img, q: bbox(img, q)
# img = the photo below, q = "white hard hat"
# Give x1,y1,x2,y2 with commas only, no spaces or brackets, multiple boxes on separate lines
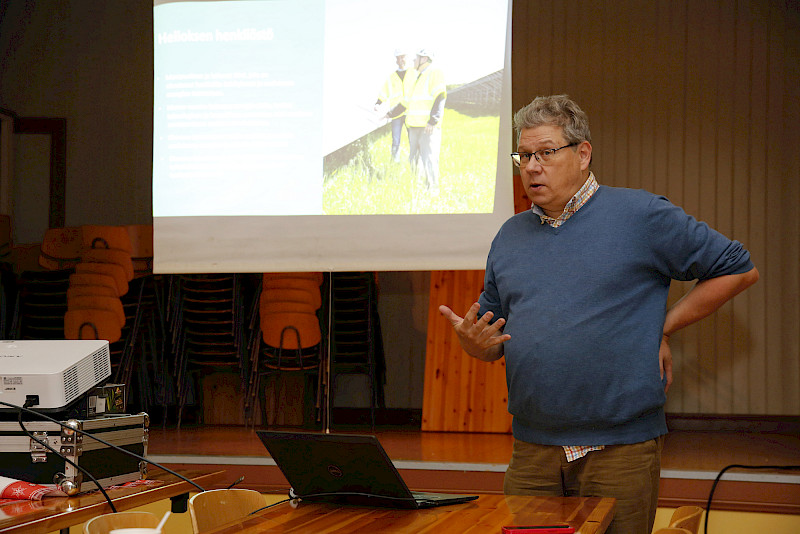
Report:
416,48,434,60
394,48,411,57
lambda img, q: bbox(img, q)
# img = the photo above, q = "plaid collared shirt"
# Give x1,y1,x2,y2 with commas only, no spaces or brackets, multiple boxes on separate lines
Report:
532,172,599,228
532,172,604,461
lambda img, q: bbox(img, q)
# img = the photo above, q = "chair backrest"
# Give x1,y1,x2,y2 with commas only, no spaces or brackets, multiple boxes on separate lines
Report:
70,273,120,297
76,261,129,296
260,288,321,310
259,298,317,317
67,295,126,325
262,277,321,292
68,284,119,299
64,308,122,343
40,227,83,270
83,248,134,281
263,272,323,285
669,505,703,533
188,488,266,533
81,225,133,253
83,511,159,534
260,312,322,349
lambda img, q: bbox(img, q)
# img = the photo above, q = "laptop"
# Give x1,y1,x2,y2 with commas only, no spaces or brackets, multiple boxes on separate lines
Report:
256,430,479,509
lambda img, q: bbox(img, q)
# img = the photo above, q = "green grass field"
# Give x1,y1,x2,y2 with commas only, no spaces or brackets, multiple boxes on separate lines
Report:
323,109,500,215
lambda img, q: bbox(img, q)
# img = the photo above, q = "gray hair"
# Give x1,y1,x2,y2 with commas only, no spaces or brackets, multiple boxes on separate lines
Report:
513,95,591,145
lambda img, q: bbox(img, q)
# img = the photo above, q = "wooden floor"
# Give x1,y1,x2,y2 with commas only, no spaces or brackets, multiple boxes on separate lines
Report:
146,424,800,515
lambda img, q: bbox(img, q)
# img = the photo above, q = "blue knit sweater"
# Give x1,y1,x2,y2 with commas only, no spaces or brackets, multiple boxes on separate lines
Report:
478,185,754,446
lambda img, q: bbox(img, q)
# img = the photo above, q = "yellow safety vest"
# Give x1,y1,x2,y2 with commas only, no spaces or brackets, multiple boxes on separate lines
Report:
405,65,446,128
378,69,418,116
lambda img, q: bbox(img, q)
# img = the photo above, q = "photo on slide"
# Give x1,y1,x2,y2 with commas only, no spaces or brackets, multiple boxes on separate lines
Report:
321,0,507,216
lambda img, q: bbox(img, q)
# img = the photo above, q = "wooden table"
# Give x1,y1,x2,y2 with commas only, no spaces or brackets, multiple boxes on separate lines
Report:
0,468,223,534
207,494,616,533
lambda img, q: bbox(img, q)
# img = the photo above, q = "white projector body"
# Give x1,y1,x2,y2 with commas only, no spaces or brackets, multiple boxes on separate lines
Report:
0,340,111,411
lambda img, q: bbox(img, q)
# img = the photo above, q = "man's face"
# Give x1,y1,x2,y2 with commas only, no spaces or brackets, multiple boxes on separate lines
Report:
517,124,591,217
396,54,408,69
414,55,426,69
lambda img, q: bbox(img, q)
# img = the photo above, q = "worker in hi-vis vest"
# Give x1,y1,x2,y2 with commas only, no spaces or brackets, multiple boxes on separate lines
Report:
406,48,446,192
374,49,417,162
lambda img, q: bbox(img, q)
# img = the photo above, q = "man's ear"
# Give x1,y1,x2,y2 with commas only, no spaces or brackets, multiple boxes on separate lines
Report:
579,141,592,170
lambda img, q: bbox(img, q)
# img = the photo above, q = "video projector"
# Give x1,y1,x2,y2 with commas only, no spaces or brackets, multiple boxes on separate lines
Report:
0,340,111,413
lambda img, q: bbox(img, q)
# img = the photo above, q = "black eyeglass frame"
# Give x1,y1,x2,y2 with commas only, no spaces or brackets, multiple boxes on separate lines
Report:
511,142,579,167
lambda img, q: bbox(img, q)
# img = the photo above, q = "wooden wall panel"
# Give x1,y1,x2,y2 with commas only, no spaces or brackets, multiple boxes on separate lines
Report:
422,0,800,431
422,270,512,433
778,3,800,415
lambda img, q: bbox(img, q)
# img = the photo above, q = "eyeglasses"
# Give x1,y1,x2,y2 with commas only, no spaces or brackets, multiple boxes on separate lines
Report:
511,142,579,167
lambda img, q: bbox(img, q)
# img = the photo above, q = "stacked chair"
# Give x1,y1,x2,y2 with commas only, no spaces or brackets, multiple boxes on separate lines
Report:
38,226,83,270
0,266,14,339
12,228,76,339
12,227,79,340
171,273,251,427
327,271,385,428
0,215,16,339
0,214,11,262
30,225,162,417
15,225,134,344
245,272,324,428
64,225,134,348
115,225,170,418
11,224,166,420
16,269,71,340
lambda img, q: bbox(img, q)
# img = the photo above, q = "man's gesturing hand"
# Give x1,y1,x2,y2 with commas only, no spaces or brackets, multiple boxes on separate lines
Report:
438,302,510,362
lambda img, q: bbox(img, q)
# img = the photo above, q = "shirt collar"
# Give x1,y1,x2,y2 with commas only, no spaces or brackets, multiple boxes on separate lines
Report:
532,172,599,227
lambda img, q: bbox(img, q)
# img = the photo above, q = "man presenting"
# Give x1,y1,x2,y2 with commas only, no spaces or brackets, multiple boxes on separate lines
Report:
439,95,758,534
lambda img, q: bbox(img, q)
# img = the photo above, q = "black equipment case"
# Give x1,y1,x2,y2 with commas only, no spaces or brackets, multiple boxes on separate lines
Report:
0,413,149,494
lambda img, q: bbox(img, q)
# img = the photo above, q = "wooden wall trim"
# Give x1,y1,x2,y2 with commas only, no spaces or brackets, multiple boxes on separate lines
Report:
666,413,800,434
659,478,800,515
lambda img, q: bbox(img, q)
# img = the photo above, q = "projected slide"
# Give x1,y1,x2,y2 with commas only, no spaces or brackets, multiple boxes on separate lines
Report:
153,0,508,217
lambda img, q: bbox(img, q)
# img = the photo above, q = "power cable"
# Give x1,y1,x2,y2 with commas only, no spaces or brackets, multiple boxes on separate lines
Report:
704,463,800,534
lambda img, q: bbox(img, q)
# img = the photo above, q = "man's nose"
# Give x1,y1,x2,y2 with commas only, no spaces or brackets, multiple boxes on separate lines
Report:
524,156,543,171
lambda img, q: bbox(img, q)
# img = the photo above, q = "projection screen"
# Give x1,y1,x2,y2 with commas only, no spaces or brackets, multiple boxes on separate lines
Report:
152,0,514,273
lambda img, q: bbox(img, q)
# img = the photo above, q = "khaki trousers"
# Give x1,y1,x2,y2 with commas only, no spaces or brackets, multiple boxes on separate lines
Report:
503,436,664,534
